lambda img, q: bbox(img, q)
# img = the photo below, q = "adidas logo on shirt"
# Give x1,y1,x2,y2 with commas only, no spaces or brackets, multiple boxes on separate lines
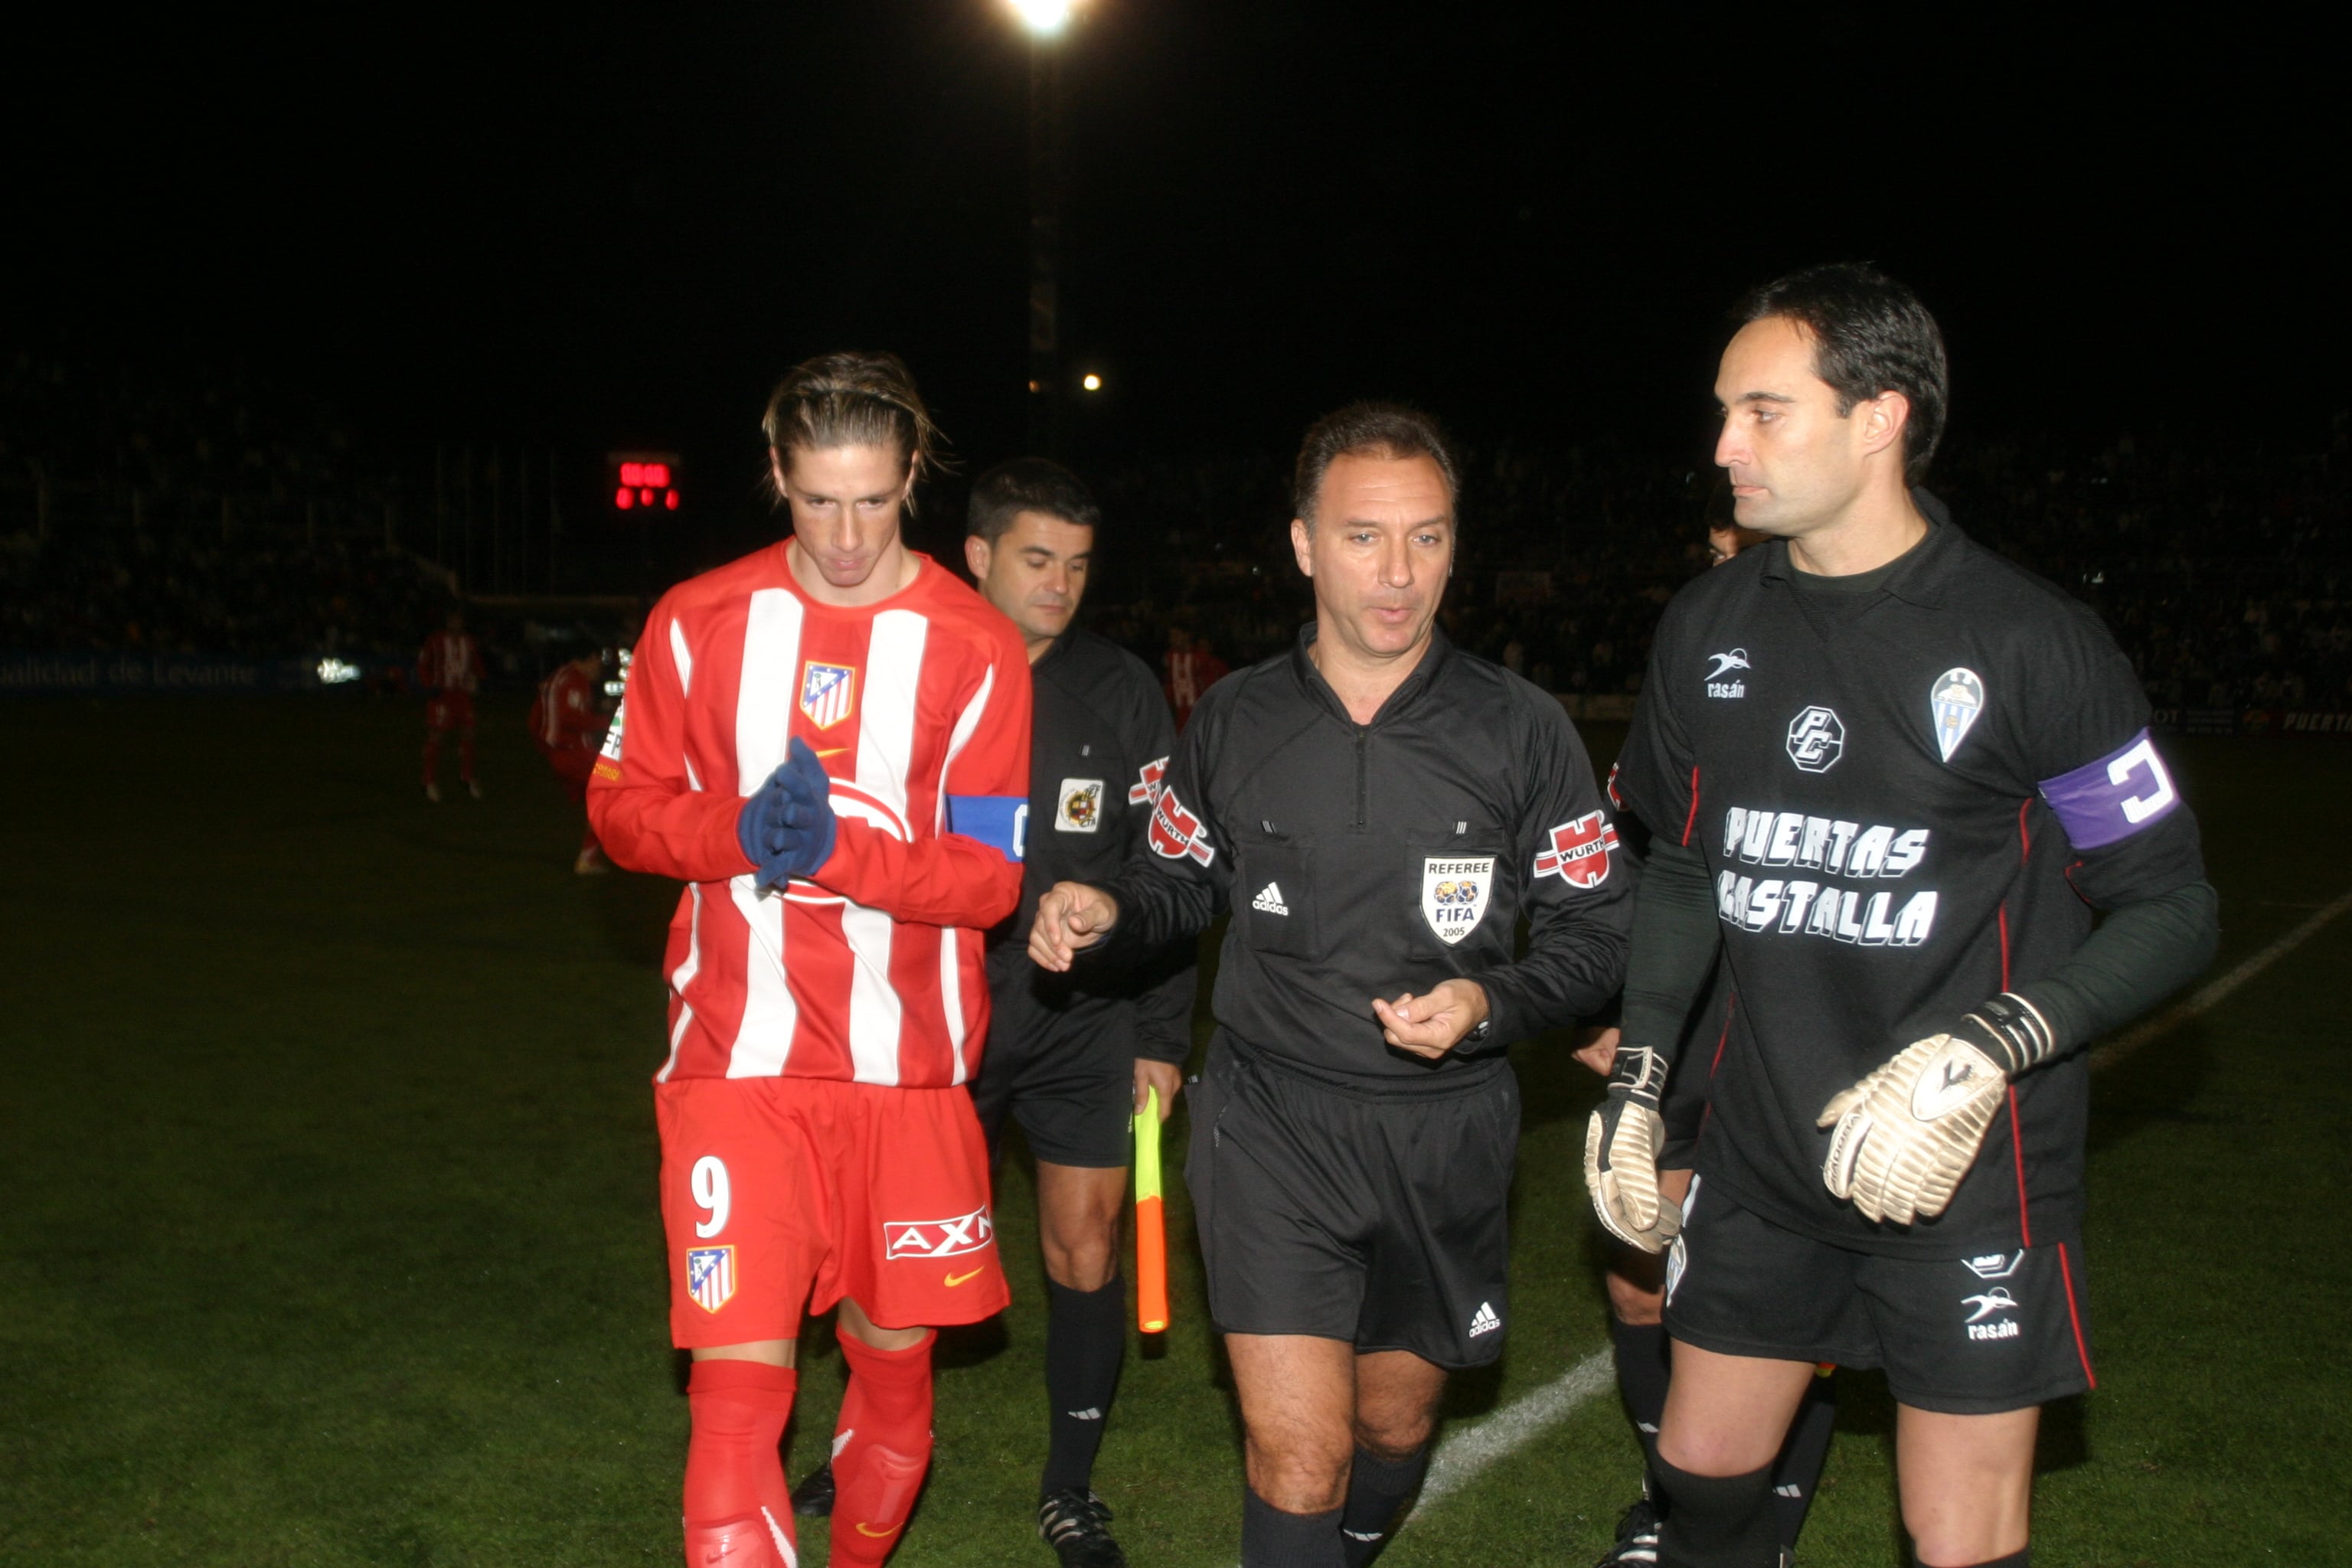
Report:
1468,1301,1501,1338
1066,1407,1103,1420
1252,882,1289,916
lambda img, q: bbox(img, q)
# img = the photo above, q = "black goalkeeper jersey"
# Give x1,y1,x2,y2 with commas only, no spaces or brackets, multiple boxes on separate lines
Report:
1612,495,2207,1257
1103,626,1631,1085
988,626,1194,1063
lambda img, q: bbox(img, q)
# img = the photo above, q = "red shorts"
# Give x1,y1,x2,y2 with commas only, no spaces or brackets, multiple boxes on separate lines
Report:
655,1076,1011,1348
426,691,476,731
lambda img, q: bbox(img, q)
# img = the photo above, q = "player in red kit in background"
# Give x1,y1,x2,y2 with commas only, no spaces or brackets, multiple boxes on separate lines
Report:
418,609,483,802
1161,627,1227,731
531,648,614,874
589,352,1032,1568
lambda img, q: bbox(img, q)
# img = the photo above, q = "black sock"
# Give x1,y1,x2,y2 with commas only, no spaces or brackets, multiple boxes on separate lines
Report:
1653,1454,1775,1568
1243,1488,1344,1568
1915,1551,2028,1568
1611,1317,1672,1470
1040,1276,1126,1496
1771,1369,1838,1548
1338,1446,1427,1566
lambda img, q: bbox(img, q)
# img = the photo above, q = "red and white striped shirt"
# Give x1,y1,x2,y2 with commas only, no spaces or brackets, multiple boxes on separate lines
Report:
589,547,1032,1089
533,663,604,750
417,630,481,694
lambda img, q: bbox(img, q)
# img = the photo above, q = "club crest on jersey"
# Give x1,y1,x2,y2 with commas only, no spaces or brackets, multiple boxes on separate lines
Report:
1785,706,1845,773
1930,668,1985,762
1148,785,1216,865
1128,756,1169,806
686,1246,738,1313
1534,810,1619,887
1056,779,1104,832
1421,857,1495,943
799,662,857,730
884,1205,995,1261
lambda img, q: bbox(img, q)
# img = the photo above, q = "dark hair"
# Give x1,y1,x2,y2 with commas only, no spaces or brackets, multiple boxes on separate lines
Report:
762,351,946,508
965,456,1102,543
1736,263,1949,485
1291,401,1459,527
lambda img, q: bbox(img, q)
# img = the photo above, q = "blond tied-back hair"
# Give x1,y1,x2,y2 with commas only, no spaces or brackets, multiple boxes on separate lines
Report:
762,351,946,510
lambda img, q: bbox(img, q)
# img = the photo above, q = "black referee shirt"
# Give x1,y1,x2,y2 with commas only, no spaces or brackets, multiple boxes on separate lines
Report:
988,626,1194,1063
1613,495,2207,1256
1104,625,1632,1085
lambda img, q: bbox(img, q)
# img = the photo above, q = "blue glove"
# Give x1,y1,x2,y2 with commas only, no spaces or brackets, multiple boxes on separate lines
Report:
737,737,838,891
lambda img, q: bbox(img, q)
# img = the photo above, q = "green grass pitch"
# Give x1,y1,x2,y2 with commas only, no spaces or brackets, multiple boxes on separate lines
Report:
2,697,2347,1566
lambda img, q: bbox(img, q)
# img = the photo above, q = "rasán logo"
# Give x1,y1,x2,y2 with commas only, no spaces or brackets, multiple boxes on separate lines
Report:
1785,707,1845,773
1705,648,1750,699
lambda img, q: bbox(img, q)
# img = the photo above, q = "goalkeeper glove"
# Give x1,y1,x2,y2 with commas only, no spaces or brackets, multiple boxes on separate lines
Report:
737,737,838,892
1818,992,2056,1224
1583,1044,1678,1253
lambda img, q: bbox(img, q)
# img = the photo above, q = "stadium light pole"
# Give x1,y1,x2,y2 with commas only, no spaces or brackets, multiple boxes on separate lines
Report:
1011,0,1078,456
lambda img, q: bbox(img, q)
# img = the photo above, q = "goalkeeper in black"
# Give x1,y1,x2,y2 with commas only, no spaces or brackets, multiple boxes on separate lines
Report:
1032,403,1632,1568
1587,264,2217,1568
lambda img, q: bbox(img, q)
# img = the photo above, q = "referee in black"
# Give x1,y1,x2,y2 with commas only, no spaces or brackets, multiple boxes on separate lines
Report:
1587,265,2218,1568
1032,404,1632,1568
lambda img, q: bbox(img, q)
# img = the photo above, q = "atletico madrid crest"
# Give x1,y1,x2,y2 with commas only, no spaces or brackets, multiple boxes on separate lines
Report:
799,662,857,730
686,1246,738,1313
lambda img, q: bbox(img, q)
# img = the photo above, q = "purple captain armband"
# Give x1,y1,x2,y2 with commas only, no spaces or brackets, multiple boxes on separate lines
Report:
2038,727,2179,851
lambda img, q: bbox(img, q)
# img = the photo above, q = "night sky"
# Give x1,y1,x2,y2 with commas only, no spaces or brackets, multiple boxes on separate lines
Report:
10,5,2341,481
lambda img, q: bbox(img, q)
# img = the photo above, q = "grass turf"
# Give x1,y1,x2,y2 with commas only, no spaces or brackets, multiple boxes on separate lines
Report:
1,696,2346,1566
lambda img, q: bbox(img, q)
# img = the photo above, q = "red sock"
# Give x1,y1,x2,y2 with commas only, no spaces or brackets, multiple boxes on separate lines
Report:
829,1331,936,1566
458,730,477,784
422,733,440,787
683,1359,798,1566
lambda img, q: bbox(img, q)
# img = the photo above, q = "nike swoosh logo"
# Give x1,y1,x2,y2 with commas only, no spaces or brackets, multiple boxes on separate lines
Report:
817,747,850,758
945,1268,985,1287
855,1522,900,1537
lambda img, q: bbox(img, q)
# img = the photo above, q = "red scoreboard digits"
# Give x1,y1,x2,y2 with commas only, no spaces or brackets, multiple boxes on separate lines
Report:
609,451,682,512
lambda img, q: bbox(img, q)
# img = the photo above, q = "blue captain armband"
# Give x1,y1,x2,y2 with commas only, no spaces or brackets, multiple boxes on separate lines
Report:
2039,728,2179,850
948,795,1028,864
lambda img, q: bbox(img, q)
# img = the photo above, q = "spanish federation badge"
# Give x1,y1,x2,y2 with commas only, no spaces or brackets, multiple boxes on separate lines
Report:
1055,779,1104,833
1930,667,1985,762
1420,857,1494,945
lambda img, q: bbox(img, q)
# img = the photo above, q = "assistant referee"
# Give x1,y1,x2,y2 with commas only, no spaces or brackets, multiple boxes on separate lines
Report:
1032,403,1632,1568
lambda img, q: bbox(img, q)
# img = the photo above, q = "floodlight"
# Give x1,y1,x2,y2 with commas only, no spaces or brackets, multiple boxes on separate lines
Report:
1010,0,1076,35
1082,373,1102,391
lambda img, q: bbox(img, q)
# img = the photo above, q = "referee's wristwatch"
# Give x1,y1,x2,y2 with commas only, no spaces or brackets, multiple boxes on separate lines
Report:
1464,1018,1492,1044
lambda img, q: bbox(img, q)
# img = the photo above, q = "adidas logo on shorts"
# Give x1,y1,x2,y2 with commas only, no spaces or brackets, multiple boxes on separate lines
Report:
1468,1301,1501,1338
1252,882,1289,916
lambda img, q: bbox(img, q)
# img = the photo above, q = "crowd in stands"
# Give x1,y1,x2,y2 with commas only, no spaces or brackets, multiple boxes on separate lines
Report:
7,348,2348,711
1082,421,2352,715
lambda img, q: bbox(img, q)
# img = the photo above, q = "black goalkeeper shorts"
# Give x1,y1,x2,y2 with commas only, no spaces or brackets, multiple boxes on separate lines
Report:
1186,1035,1521,1369
1664,1175,2096,1415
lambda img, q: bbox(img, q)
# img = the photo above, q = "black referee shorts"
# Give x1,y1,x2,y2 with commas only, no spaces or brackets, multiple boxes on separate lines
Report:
1186,1035,1521,1370
970,983,1137,1169
1664,1175,2096,1415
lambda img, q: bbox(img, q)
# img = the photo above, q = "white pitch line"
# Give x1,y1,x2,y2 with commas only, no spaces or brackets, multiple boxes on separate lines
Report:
1212,884,2352,1563
1406,1347,1618,1519
2089,884,2352,1070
